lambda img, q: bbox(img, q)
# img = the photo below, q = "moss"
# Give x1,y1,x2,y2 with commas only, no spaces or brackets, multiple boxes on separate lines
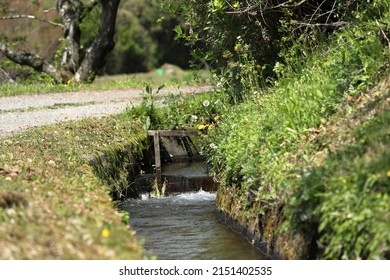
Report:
89,134,151,200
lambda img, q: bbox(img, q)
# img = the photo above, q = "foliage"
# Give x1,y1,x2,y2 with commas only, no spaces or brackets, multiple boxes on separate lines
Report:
1,59,55,84
0,0,193,82
159,90,222,130
0,0,121,83
126,84,165,130
164,0,388,102
283,73,390,259
212,37,265,104
205,19,387,187
165,0,363,63
125,83,220,133
196,4,389,258
79,3,100,56
292,108,390,259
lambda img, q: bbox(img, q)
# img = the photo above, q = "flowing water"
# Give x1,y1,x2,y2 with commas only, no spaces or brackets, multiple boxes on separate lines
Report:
121,190,270,260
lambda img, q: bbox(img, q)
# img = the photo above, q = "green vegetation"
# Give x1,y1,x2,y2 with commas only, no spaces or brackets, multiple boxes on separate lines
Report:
164,0,389,259
287,80,389,259
122,1,390,259
0,0,193,84
163,0,375,75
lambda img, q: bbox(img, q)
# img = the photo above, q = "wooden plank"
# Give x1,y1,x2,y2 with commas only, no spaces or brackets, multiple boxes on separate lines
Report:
148,130,200,137
148,129,201,191
153,131,162,190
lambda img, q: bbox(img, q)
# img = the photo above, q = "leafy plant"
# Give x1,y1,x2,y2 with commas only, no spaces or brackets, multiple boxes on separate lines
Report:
127,84,164,130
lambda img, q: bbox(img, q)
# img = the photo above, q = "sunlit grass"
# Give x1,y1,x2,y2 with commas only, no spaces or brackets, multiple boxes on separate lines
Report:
0,69,212,97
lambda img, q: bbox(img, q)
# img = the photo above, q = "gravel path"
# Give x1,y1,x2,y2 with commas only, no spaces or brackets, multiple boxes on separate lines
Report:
0,85,212,136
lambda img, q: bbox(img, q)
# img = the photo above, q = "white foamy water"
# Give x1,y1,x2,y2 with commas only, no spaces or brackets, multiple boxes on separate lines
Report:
138,189,216,204
172,189,216,203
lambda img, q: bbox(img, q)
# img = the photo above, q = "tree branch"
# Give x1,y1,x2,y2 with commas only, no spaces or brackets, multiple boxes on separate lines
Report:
226,0,308,15
43,8,57,13
376,20,390,49
80,0,99,21
307,0,327,26
326,0,337,24
0,14,64,29
0,42,60,82
296,21,349,28
268,0,308,10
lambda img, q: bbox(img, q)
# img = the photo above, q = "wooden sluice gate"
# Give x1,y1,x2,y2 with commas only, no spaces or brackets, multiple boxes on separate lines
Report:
147,130,202,191
148,130,216,192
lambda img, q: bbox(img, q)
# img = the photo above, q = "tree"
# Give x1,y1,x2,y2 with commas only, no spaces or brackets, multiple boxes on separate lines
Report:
0,0,121,83
163,0,366,70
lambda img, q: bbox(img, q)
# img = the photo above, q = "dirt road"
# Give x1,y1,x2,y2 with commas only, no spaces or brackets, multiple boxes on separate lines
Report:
0,85,212,136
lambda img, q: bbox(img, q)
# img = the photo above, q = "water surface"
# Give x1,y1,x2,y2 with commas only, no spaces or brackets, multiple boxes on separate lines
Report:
121,190,270,260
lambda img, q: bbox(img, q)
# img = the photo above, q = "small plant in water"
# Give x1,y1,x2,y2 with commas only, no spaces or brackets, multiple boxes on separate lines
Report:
150,178,168,198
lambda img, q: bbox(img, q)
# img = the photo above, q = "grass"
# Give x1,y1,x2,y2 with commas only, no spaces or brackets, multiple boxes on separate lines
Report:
94,68,211,89
282,74,390,258
0,68,211,97
0,2,388,260
0,114,148,259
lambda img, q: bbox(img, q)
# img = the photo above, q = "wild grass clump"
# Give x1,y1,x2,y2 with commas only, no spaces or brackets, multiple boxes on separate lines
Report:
125,83,222,132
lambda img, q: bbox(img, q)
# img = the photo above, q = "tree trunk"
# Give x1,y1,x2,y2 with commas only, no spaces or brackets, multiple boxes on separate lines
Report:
56,0,83,81
0,0,121,84
75,0,121,82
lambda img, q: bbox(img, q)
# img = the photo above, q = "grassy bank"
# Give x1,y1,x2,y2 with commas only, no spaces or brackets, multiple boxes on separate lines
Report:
0,115,147,259
285,76,389,259
199,9,390,259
